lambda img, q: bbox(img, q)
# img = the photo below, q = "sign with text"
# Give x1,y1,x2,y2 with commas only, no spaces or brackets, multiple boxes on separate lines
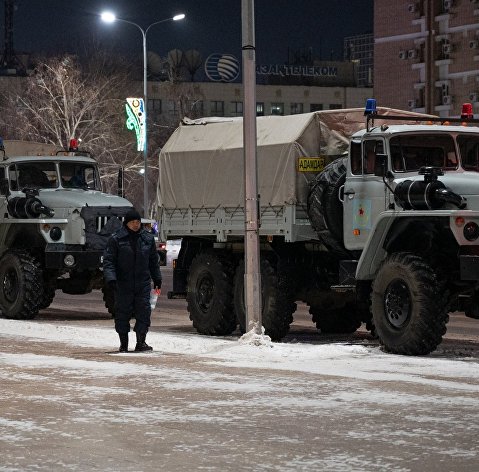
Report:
297,157,325,173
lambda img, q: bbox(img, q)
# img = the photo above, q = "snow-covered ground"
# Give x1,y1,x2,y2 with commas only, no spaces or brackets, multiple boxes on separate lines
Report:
1,319,478,471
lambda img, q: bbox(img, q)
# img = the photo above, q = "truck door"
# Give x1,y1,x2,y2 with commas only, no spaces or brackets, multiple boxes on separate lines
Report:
343,138,389,251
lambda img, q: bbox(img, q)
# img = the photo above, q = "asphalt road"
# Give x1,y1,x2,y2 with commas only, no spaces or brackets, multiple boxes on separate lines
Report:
38,266,479,356
1,267,478,471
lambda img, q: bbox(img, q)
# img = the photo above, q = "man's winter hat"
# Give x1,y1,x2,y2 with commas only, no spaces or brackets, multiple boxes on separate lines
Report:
123,208,142,225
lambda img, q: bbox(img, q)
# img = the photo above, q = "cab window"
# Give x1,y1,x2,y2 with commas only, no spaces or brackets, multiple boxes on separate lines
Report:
389,134,457,172
363,140,384,175
458,135,479,171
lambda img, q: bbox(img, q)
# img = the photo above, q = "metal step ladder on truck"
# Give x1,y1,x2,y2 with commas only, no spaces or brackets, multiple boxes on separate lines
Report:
0,139,142,320
158,102,479,355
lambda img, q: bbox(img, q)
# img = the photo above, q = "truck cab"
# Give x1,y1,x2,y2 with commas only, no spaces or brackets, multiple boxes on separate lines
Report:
339,101,479,354
0,139,133,320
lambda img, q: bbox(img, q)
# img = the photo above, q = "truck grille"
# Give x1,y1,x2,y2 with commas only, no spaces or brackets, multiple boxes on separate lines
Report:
96,215,123,232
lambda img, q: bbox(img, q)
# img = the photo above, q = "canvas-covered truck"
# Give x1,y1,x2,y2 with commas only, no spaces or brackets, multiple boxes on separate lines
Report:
0,139,135,319
158,103,479,355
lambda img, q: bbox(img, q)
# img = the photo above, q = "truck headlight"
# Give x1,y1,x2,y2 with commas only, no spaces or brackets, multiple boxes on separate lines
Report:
463,222,479,241
50,226,62,241
64,255,75,267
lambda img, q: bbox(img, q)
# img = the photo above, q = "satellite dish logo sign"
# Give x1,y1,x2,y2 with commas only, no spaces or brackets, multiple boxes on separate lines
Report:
205,54,240,82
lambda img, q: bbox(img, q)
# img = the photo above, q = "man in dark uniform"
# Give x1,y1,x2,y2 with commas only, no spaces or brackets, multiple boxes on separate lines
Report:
103,209,162,352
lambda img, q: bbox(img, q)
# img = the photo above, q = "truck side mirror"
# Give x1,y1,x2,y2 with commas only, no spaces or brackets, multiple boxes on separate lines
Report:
374,154,388,177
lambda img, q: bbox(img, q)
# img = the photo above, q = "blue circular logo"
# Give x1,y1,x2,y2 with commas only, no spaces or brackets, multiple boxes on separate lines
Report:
205,54,240,82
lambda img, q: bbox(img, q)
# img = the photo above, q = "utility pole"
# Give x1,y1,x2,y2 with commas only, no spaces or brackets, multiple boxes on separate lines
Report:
241,0,262,333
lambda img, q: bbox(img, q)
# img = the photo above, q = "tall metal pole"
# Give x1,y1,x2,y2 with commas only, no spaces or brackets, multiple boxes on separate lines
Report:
142,30,148,217
242,0,262,334
100,13,185,218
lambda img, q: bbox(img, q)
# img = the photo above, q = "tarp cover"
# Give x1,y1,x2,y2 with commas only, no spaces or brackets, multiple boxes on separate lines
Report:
3,140,57,157
158,108,429,209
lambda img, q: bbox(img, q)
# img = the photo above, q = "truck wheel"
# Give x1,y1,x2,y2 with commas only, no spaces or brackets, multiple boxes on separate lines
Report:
309,302,361,334
39,287,56,310
102,286,115,318
234,258,296,341
371,252,449,355
307,157,350,256
0,250,42,320
186,252,237,335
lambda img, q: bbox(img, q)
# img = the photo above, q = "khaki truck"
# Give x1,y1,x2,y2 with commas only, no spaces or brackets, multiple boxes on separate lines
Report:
157,103,479,355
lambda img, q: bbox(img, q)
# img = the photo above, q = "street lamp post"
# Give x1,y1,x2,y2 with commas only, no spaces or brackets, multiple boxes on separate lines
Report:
101,11,185,217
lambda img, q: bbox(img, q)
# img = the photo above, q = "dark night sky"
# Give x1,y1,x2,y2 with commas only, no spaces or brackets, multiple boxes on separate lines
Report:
1,0,373,65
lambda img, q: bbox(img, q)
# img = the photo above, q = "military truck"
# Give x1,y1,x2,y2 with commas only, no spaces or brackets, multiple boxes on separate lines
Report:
0,139,134,319
158,103,479,355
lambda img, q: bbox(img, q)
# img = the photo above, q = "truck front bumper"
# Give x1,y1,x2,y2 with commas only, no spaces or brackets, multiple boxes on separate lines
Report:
45,244,102,270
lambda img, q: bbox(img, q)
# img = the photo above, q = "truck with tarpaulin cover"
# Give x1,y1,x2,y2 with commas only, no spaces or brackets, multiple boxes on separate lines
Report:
158,102,479,355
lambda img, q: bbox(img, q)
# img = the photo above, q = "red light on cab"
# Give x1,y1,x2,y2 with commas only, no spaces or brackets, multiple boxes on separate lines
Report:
461,103,473,120
69,138,79,151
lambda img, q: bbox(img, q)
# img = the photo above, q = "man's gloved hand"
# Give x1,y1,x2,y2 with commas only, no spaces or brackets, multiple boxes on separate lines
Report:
108,280,117,291
153,279,162,290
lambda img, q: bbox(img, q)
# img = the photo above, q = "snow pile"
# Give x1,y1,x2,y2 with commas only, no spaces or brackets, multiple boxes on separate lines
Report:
239,323,273,347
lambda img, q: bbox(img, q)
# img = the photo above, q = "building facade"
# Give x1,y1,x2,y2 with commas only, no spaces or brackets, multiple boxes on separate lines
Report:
148,79,372,124
343,33,374,87
374,0,479,117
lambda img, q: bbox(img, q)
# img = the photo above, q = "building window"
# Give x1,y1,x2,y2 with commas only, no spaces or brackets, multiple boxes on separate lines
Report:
329,104,342,110
147,99,162,112
210,101,224,116
290,103,304,114
167,100,179,115
256,102,264,116
271,103,284,115
231,101,243,116
310,104,323,112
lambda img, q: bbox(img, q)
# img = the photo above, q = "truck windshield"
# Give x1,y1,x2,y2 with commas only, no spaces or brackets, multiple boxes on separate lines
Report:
9,162,58,190
458,135,479,172
389,134,458,172
59,162,100,190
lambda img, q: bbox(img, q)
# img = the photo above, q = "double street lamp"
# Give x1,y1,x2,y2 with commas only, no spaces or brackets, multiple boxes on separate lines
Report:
101,11,185,216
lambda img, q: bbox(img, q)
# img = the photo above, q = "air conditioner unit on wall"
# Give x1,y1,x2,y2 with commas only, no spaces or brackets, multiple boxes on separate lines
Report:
408,99,417,109
443,0,453,11
443,95,452,105
408,3,418,12
470,40,479,49
443,43,453,55
408,49,418,59
469,92,479,103
399,50,408,60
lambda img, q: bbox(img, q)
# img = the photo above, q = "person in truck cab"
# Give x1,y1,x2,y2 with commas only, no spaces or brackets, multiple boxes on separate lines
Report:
103,209,163,353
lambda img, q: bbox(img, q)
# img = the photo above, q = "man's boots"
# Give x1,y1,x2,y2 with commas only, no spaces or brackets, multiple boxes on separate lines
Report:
119,333,129,352
135,332,153,352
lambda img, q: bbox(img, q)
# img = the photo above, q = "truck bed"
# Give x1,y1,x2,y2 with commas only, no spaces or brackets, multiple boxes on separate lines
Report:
160,204,317,243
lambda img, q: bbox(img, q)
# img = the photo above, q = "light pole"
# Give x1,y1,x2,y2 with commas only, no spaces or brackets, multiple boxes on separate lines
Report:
101,11,185,217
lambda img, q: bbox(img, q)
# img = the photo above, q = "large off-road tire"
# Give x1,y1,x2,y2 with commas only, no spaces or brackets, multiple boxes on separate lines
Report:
234,258,297,341
371,252,449,355
38,287,56,310
307,157,349,256
309,302,362,334
0,250,43,320
102,285,115,318
186,251,237,335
